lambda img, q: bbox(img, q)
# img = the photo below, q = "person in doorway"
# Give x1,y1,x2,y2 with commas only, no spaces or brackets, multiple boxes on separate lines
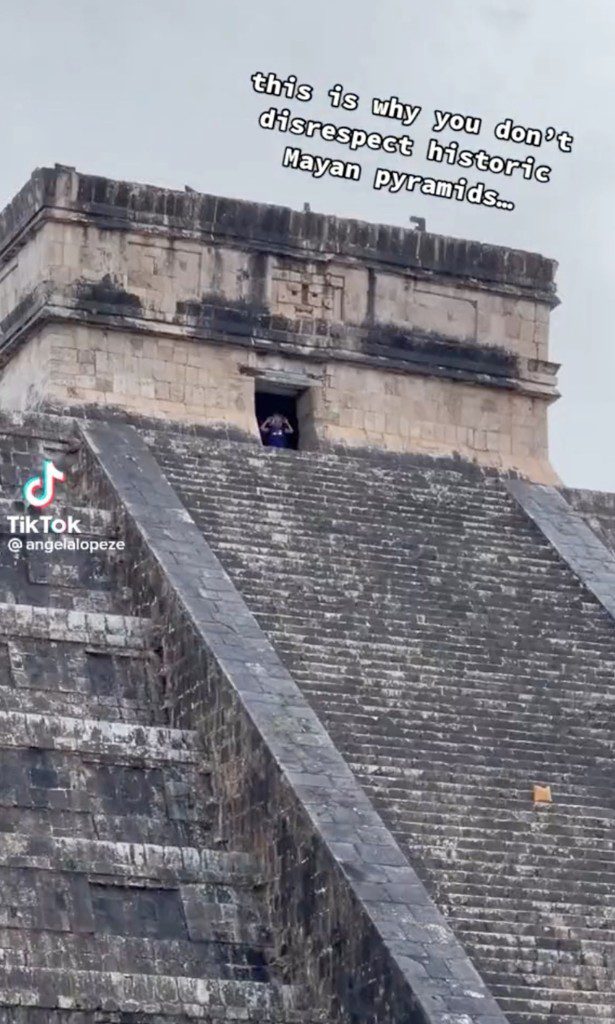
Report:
260,411,294,449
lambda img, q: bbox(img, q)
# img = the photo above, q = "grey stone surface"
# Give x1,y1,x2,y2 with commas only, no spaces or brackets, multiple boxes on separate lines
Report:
0,413,314,1022
506,479,615,620
0,167,557,296
0,170,558,418
82,419,507,1024
147,430,615,1024
7,405,615,1024
559,486,615,557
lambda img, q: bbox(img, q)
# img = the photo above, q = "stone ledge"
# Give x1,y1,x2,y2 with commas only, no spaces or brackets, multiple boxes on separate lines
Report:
0,409,81,442
561,486,615,513
0,835,257,884
0,603,150,647
80,419,508,1024
0,291,559,401
0,167,558,302
0,709,200,763
0,967,305,1020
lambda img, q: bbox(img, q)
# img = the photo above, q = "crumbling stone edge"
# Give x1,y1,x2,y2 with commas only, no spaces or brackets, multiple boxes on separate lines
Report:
79,419,507,1024
0,167,557,300
505,479,615,621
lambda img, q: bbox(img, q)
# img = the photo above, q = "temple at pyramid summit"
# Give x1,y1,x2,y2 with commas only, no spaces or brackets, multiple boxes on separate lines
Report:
0,164,613,1024
0,165,559,480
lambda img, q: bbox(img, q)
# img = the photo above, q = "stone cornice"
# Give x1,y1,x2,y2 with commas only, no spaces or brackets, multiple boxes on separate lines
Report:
0,286,560,402
0,166,559,306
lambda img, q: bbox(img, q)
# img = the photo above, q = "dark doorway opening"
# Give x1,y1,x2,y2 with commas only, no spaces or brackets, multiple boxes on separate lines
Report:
255,390,300,450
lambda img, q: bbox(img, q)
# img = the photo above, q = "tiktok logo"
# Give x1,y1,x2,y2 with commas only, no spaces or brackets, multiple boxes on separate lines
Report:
22,460,66,509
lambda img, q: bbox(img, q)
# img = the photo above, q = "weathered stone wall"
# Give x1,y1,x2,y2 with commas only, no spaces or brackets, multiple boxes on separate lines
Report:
0,166,559,481
0,324,258,434
0,321,553,478
0,411,312,1022
0,329,54,411
0,217,551,360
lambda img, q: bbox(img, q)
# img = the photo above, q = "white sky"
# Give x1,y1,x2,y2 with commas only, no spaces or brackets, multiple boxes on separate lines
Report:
1,0,613,489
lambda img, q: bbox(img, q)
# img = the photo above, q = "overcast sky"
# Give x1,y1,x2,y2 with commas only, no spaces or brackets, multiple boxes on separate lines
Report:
0,0,613,489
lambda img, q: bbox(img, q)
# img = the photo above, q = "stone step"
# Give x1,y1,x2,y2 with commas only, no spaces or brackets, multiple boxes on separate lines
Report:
425,848,615,878
359,797,615,831
173,490,517,518
437,880,615,910
266,643,615,678
170,486,515,520
362,801,615,837
398,822,615,857
317,705,615,742
315,693,615,727
314,677,615,705
283,636,615,660
0,638,165,726
344,739,615,774
479,962,615,983
153,436,615,1021
445,891,615,915
0,604,150,649
403,814,615,850
202,540,571,567
360,777,615,811
453,916,615,944
287,655,615,683
217,559,589,595
0,930,271,982
496,993,614,1018
0,835,258,885
0,712,214,846
0,543,127,614
0,968,306,1021
506,1016,610,1024
0,841,268,954
0,1012,322,1024
418,853,615,886
375,809,615,841
444,879,615,903
493,984,615,1005
0,710,199,764
447,905,615,931
334,700,615,734
177,522,554,552
455,927,615,953
193,524,571,553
